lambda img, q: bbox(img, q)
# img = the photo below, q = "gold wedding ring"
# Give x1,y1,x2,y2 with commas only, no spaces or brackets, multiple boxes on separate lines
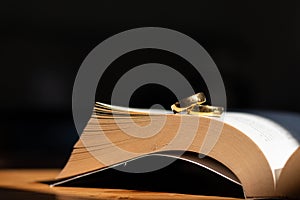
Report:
171,93,206,113
171,93,224,117
188,105,224,117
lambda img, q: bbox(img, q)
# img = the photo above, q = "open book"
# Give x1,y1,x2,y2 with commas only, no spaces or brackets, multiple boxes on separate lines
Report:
53,103,300,199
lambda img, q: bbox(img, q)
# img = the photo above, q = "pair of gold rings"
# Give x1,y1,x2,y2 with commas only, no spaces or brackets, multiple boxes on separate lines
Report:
171,93,224,117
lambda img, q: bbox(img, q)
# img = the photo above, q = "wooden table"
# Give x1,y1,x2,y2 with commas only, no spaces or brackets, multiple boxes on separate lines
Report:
0,169,242,199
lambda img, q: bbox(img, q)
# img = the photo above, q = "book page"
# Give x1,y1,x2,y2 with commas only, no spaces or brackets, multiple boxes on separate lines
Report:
95,103,299,182
277,148,300,197
224,112,299,177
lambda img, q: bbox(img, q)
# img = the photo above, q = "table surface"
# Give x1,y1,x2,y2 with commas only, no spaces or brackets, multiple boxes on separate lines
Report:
0,169,242,200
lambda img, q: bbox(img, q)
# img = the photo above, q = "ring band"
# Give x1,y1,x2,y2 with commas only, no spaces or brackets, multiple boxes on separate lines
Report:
171,92,206,113
171,93,224,117
187,105,224,116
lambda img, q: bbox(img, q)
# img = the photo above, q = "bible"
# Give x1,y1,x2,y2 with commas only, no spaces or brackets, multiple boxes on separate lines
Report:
53,102,300,199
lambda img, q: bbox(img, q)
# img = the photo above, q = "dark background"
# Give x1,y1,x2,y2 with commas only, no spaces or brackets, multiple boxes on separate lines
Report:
0,1,299,168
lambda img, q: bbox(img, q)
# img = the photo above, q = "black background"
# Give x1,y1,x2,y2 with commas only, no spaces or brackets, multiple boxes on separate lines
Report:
0,1,299,168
